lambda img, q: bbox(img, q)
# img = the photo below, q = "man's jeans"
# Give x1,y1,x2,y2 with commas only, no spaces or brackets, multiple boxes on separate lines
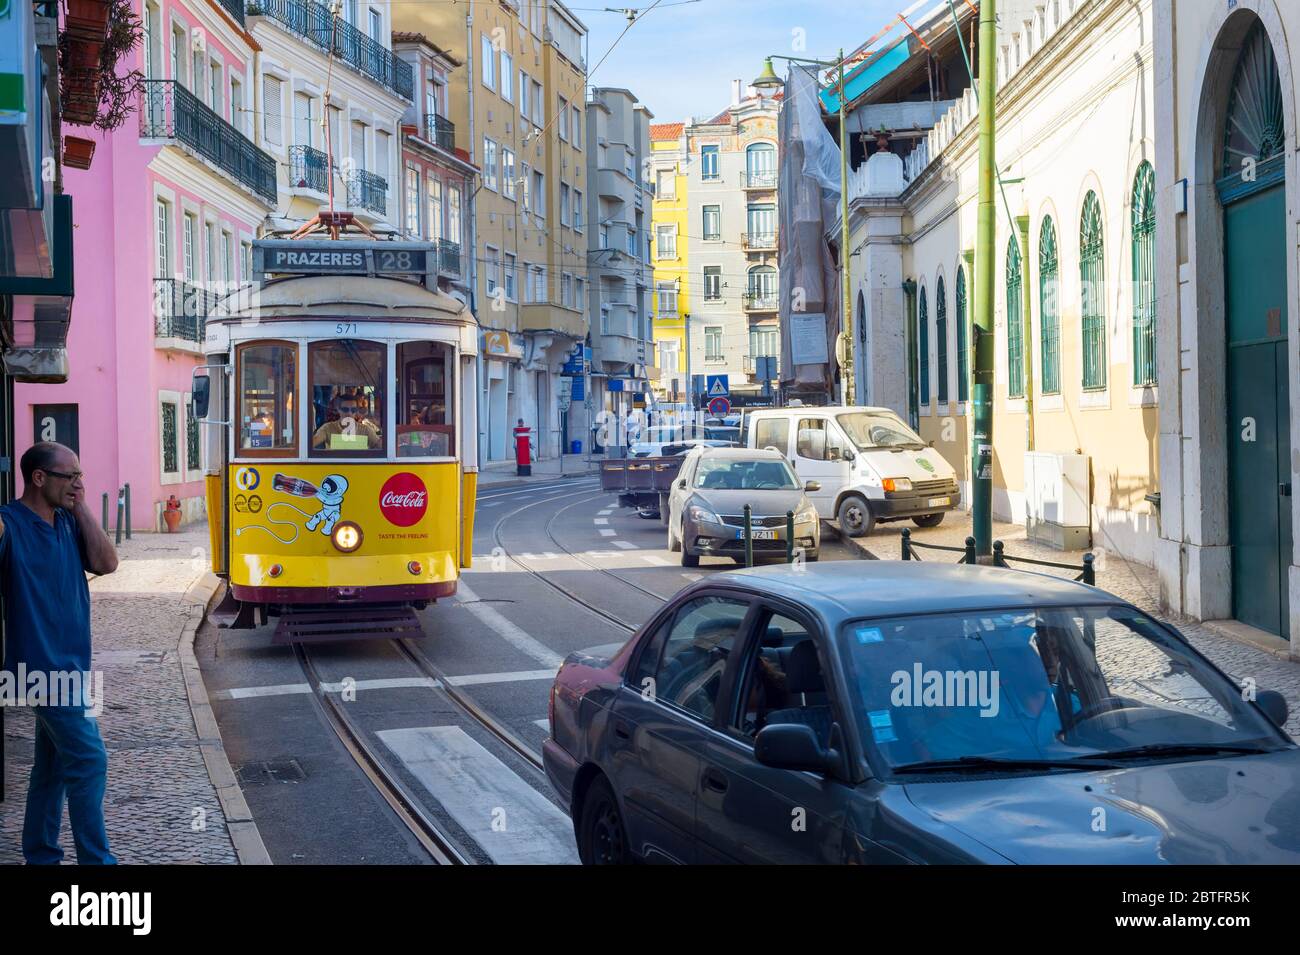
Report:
22,705,116,865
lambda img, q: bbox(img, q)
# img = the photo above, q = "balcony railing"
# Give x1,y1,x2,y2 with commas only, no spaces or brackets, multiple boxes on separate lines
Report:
743,170,778,189
741,231,778,251
438,238,462,276
216,0,245,25
345,168,388,216
248,0,414,100
425,113,455,151
154,279,223,344
742,291,779,311
140,80,277,205
289,144,330,193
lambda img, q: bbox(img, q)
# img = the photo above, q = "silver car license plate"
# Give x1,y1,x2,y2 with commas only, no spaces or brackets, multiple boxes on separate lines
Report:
928,496,950,507
736,529,778,540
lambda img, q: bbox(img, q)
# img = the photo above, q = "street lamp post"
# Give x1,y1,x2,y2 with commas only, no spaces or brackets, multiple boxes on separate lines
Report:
753,52,855,406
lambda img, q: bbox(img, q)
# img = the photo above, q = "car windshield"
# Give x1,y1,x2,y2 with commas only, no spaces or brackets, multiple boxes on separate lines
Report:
838,605,1285,775
694,457,797,490
837,412,925,450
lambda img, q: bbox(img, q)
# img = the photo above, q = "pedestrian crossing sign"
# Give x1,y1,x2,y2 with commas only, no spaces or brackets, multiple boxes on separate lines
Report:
706,375,729,398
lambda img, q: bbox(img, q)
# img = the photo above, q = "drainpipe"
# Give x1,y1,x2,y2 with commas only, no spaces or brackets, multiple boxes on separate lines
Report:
467,2,485,465
1016,213,1034,450
902,278,918,429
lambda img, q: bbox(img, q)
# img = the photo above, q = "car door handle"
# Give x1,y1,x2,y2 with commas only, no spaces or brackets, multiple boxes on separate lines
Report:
614,719,632,741
701,769,728,794
1281,483,1293,498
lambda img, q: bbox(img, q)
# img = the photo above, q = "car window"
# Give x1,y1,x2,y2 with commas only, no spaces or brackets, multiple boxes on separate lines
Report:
733,612,830,742
653,596,750,722
753,417,789,454
795,418,845,461
630,619,670,698
693,457,798,490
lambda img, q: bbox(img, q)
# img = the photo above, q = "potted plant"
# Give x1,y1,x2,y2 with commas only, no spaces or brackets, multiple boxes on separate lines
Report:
163,495,182,532
60,0,143,129
63,135,96,170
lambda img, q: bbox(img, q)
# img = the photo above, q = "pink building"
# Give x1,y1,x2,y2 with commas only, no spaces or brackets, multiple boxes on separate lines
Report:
15,0,276,530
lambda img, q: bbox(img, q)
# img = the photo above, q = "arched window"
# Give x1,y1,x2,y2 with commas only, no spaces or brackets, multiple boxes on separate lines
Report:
1039,216,1060,395
1223,22,1285,175
1131,162,1156,386
746,264,777,308
745,142,777,188
936,275,948,403
956,265,969,402
1006,236,1024,398
1080,190,1106,390
918,286,929,406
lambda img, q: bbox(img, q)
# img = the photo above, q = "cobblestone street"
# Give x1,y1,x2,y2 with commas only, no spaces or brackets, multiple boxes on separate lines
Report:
0,527,241,864
865,516,1300,740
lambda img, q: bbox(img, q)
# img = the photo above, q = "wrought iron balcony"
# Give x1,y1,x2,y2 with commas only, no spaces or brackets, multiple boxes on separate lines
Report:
741,230,778,251
216,0,245,25
289,144,330,193
140,80,277,205
248,0,414,100
742,291,779,311
153,279,223,344
742,170,778,189
424,114,455,151
438,238,462,277
344,168,387,216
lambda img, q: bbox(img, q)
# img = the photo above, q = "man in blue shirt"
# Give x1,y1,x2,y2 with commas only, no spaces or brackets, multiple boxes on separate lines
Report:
0,441,119,864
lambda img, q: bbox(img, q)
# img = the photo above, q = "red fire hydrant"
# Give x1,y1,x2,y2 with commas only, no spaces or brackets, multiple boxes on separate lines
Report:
514,419,532,476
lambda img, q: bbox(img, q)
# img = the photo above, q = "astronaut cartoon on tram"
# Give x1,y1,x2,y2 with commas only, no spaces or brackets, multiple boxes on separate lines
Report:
192,237,480,642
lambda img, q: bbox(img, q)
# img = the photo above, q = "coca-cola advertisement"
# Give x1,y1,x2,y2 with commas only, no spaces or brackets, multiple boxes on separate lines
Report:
273,473,319,497
379,472,429,527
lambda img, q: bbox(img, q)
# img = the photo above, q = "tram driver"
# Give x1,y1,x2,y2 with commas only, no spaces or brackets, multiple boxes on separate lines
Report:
312,391,383,450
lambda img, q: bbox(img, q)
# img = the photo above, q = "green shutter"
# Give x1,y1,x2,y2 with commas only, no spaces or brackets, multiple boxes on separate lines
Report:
918,287,930,404
1039,216,1060,395
1080,190,1107,390
1131,162,1156,386
1006,237,1024,398
956,266,969,402
936,276,948,403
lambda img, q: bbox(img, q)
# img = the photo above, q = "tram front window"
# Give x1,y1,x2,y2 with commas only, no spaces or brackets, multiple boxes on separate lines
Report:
397,341,454,457
238,342,297,455
309,340,386,456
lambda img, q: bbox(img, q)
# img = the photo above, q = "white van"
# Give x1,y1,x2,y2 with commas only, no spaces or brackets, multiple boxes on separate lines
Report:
742,405,961,537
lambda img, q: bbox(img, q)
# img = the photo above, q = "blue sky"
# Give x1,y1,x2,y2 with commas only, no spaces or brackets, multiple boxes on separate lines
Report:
575,0,908,122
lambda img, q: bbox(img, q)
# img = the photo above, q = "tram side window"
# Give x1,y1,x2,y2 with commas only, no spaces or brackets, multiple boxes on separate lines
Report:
397,341,454,457
309,340,387,456
238,342,297,455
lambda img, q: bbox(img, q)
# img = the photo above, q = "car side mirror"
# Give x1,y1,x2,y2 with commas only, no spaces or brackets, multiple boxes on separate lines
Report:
192,374,211,420
842,446,856,462
676,479,686,489
804,480,821,492
755,723,832,774
1257,689,1288,728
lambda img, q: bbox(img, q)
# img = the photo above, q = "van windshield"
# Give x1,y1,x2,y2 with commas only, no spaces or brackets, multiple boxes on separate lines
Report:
837,412,926,450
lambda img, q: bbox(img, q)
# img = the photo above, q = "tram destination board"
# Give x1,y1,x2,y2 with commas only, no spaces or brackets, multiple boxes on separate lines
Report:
254,239,436,282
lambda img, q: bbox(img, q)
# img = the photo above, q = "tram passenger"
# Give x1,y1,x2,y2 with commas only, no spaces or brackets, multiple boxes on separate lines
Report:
312,392,382,450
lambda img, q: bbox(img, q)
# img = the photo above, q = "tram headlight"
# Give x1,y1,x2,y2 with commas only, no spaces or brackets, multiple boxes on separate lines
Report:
332,521,364,553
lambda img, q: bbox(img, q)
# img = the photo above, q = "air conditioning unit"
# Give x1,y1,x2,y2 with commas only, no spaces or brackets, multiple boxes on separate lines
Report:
1023,451,1090,550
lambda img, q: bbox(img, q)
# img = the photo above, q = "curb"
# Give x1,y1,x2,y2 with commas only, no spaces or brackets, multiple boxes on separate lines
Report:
178,573,273,866
820,519,878,559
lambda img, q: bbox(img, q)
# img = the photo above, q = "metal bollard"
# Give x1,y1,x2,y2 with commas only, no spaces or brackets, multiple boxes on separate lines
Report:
992,539,1006,568
901,527,912,560
101,492,109,532
1082,552,1095,586
114,488,124,545
743,504,753,568
963,536,976,564
786,510,795,564
124,483,132,540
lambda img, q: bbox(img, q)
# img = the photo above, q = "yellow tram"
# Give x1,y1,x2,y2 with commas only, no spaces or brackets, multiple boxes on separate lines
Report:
193,238,478,639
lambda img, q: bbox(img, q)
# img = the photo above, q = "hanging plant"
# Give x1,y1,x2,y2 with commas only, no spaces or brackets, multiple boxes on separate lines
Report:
59,0,144,130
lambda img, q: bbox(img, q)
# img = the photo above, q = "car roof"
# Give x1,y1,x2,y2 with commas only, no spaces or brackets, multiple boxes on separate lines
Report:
707,560,1121,619
692,446,787,460
747,405,897,417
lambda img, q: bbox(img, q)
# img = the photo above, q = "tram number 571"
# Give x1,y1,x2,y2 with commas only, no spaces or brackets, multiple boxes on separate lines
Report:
335,322,358,335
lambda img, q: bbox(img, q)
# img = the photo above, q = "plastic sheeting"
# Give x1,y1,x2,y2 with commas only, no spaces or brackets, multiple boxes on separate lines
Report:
2,347,69,383
778,64,841,394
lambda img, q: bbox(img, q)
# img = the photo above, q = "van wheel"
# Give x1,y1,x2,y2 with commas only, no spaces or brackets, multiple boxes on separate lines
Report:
837,495,875,538
577,776,631,865
913,513,944,528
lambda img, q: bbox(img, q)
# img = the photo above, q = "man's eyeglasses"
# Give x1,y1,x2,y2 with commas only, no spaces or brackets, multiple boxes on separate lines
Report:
40,469,84,482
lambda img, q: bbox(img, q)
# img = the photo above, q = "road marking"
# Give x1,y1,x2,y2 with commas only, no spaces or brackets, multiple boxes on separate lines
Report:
445,668,557,687
455,581,565,669
613,540,637,550
477,481,599,502
378,725,579,865
598,528,616,537
214,683,312,700
598,509,613,516
641,554,669,566
534,718,550,731
593,518,609,525
213,676,438,701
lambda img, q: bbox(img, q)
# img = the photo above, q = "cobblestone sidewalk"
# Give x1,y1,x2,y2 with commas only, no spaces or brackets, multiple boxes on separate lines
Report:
0,527,248,864
858,516,1300,740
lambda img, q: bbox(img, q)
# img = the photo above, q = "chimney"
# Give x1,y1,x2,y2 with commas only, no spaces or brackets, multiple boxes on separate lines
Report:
731,79,741,107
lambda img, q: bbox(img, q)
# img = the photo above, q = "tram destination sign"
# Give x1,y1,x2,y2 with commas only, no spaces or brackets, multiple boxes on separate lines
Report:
254,239,436,283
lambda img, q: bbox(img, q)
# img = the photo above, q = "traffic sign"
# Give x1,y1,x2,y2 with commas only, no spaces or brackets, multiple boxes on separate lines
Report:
706,374,729,397
708,396,731,416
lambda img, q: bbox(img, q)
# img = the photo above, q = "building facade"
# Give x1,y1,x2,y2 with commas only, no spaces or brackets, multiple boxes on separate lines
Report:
585,86,652,443
648,121,688,403
1155,0,1300,652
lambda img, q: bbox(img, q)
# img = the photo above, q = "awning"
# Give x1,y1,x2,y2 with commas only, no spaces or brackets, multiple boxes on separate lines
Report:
1,194,73,382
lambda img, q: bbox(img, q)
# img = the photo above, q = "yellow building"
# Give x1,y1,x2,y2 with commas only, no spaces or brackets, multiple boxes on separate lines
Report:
648,122,688,402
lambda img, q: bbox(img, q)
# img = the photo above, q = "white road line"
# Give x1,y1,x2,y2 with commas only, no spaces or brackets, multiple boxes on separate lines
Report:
598,528,616,537
598,509,613,516
593,518,609,525
214,683,312,700
445,668,557,687
321,677,437,693
378,725,579,865
534,718,550,731
613,540,637,550
455,581,566,669
213,676,438,701
641,554,669,566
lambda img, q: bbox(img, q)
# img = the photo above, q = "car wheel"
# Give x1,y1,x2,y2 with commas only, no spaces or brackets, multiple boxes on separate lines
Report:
578,776,631,865
837,494,875,538
667,520,681,552
636,507,658,520
680,528,700,567
912,512,944,528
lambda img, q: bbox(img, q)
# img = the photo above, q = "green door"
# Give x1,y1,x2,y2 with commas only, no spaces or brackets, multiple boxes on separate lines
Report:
1225,180,1291,636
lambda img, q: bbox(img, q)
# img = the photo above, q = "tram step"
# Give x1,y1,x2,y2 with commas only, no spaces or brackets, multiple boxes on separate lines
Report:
272,606,426,645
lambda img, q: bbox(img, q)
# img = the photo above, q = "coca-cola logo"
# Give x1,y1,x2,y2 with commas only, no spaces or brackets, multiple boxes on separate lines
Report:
379,473,428,526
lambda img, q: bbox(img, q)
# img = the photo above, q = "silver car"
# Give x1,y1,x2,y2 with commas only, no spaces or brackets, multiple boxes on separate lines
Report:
667,447,821,566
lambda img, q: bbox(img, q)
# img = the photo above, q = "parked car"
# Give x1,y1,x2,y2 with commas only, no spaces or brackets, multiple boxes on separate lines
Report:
665,446,820,566
543,561,1299,864
743,405,960,537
